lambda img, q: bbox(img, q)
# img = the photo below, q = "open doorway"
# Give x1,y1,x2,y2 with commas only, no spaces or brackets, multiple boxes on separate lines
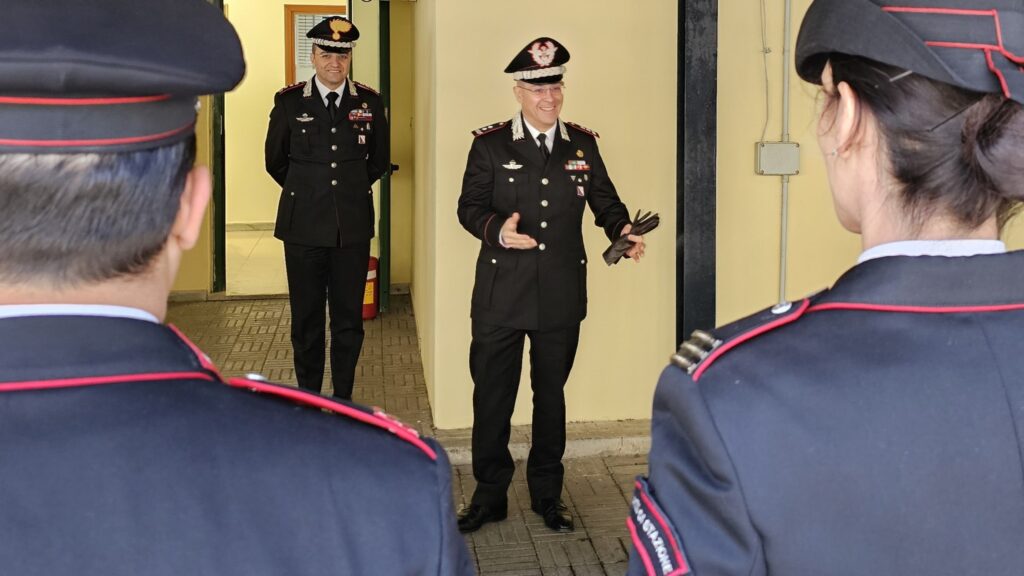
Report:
217,0,411,301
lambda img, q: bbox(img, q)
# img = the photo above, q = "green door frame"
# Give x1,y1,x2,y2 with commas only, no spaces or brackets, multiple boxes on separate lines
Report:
378,0,392,312
211,0,226,294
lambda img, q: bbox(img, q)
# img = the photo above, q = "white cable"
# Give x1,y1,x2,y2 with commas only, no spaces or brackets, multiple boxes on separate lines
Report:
759,0,772,143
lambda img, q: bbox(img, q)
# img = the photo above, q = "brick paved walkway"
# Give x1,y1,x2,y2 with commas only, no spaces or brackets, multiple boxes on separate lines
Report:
167,295,647,575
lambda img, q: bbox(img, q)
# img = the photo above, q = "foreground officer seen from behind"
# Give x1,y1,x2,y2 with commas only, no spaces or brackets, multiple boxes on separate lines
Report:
265,15,389,400
457,37,647,534
628,1,1024,575
0,2,471,574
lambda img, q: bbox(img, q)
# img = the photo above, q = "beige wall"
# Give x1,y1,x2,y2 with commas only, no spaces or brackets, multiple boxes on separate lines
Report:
390,2,415,285
412,0,439,409
414,0,678,429
716,0,856,324
172,95,215,293
717,0,1024,326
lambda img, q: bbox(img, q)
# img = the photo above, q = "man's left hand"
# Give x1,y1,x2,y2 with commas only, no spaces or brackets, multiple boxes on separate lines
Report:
621,224,646,262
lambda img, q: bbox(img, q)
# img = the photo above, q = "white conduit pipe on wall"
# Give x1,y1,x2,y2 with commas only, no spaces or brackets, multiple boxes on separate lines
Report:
776,0,793,310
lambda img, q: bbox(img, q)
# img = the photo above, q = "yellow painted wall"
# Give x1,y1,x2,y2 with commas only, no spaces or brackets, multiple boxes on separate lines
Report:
716,0,857,325
415,0,678,429
412,0,438,408
172,96,215,293
717,0,1024,326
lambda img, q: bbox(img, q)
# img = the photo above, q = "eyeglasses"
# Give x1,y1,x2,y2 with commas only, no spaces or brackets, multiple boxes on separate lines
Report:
516,82,565,97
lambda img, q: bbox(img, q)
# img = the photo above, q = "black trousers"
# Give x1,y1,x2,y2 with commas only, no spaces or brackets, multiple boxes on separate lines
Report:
283,241,370,400
468,319,581,507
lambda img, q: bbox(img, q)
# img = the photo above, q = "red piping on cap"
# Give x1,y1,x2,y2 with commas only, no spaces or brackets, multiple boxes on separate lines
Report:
882,6,1024,99
0,371,215,392
0,95,172,106
225,377,438,461
985,49,1012,102
0,122,195,149
809,301,1024,314
692,298,811,382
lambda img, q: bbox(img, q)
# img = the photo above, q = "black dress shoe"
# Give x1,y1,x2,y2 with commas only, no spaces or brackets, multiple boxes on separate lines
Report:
457,503,507,533
531,498,574,532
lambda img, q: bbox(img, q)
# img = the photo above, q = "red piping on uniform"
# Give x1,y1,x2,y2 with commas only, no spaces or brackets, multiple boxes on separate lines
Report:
483,213,496,246
0,122,194,148
0,371,215,393
809,301,1024,314
627,517,659,576
167,324,226,380
882,7,995,17
636,480,690,574
225,378,438,461
0,94,171,106
693,298,811,382
880,6,1024,99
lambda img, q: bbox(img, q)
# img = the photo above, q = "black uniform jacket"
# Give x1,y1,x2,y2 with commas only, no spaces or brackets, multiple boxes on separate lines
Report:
457,118,630,330
0,315,473,576
628,251,1024,576
265,78,389,247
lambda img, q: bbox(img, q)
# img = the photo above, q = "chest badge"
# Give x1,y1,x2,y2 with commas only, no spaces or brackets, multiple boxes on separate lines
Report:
576,149,584,158
564,159,590,172
296,113,314,123
502,160,523,170
349,109,374,122
577,185,585,197
362,102,369,109
358,134,367,145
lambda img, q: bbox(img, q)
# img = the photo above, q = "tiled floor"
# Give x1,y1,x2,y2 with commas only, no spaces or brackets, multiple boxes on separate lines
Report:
225,229,288,296
166,295,647,575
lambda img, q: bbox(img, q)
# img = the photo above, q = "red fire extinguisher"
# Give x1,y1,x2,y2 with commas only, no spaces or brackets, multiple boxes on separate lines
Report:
363,256,379,320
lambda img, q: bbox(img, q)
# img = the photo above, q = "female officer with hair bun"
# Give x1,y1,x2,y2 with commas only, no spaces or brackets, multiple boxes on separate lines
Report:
627,1,1024,575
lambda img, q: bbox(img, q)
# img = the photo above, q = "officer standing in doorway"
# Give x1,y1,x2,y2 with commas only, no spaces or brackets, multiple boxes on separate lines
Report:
457,37,647,533
265,16,389,400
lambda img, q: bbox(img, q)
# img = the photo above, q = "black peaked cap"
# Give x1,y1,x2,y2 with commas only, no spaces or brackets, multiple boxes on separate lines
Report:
796,0,1024,104
504,37,570,84
0,0,245,152
307,16,359,53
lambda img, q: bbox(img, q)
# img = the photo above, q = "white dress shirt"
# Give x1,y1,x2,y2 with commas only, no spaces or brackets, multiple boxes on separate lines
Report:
523,116,556,153
0,304,158,323
314,76,346,108
858,239,1007,263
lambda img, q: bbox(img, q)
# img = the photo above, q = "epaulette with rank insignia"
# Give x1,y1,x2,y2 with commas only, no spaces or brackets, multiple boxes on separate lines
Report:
565,121,600,138
472,121,509,137
226,376,439,461
277,81,306,95
671,296,817,381
354,81,379,96
164,325,439,461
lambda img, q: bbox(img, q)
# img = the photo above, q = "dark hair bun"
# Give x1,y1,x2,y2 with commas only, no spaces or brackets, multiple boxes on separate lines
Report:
963,95,1024,204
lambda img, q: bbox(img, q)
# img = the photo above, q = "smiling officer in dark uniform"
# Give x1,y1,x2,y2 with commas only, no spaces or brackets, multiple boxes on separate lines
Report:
0,2,470,574
265,16,389,400
628,1,1024,575
457,37,647,533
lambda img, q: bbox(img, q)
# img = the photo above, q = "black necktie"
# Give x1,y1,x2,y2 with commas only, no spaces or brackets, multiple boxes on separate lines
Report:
537,133,550,162
326,92,339,122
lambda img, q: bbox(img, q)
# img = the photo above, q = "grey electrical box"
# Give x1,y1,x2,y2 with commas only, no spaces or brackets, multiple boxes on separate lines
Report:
755,141,800,176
